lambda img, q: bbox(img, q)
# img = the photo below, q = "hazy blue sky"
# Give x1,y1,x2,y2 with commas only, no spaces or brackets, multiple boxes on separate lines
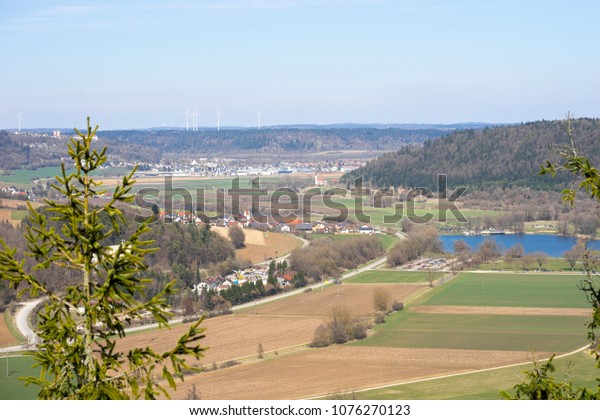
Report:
1,0,598,129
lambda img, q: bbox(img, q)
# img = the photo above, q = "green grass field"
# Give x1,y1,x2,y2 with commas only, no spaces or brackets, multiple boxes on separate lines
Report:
422,272,592,309
345,270,444,284
351,350,598,400
355,270,592,353
477,258,585,272
358,311,588,352
0,356,40,400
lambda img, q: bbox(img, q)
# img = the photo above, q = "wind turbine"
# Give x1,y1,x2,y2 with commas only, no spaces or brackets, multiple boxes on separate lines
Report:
15,112,23,134
256,110,263,130
194,107,200,131
216,108,224,131
190,109,197,131
184,109,191,131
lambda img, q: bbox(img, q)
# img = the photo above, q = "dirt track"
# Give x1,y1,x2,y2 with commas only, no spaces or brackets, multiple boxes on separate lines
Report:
412,305,592,317
170,346,550,400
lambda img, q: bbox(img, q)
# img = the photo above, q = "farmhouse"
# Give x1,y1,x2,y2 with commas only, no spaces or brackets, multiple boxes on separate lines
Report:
295,223,313,233
359,225,376,234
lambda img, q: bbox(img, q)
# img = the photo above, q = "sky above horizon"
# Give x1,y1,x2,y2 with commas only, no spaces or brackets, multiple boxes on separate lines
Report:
1,0,599,130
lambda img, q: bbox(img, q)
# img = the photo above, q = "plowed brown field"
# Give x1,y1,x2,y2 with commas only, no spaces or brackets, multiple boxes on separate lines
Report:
212,227,302,264
116,314,323,366
170,346,548,400
0,312,15,347
238,284,425,318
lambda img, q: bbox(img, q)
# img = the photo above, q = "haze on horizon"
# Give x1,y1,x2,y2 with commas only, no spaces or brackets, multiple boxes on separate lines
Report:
1,0,599,130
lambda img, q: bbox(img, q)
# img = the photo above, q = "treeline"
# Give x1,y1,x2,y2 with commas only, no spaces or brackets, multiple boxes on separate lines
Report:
454,186,599,236
387,224,442,266
342,118,600,191
453,237,589,271
289,235,386,280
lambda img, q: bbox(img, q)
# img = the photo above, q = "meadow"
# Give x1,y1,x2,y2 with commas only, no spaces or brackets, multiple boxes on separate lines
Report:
421,272,592,309
355,271,592,355
344,270,444,284
476,258,585,272
0,356,39,400
359,311,588,352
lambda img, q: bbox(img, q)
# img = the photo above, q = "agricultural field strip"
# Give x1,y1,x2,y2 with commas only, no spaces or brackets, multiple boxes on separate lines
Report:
169,346,553,400
411,305,591,317
345,270,445,284
309,343,592,400
237,284,425,318
115,314,324,366
421,272,593,309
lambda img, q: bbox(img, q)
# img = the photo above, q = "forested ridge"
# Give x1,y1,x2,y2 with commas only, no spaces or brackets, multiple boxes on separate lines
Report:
0,128,451,169
342,118,600,191
97,127,448,160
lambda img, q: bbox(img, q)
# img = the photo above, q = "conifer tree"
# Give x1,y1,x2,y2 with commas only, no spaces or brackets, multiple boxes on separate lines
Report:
0,118,206,399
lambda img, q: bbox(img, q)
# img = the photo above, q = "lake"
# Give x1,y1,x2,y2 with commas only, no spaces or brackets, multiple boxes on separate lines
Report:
440,234,600,257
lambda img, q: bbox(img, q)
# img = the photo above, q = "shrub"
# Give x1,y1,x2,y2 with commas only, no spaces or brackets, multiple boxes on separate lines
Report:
373,287,390,312
391,301,404,312
374,311,386,324
349,322,368,340
310,324,333,348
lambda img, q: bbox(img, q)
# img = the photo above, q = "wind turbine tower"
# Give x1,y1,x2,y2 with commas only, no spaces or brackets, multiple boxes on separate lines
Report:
15,112,23,134
194,108,200,131
191,109,197,131
257,110,263,130
216,108,224,131
184,109,191,131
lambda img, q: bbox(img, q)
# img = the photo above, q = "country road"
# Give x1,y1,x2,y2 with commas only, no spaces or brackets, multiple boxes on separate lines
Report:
3,234,387,344
0,298,42,354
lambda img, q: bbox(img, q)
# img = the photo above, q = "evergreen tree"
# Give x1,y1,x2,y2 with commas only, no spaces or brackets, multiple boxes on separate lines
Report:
0,118,206,399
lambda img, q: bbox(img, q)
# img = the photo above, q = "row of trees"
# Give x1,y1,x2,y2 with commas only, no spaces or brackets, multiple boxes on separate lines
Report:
453,237,588,271
289,235,386,280
310,287,404,348
387,224,442,267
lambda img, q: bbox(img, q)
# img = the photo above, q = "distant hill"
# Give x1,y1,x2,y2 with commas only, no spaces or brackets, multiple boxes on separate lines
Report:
341,118,600,191
0,126,459,169
95,127,452,161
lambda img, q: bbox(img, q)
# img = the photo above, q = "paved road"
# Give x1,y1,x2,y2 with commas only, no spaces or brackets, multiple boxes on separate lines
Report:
0,298,42,353
5,235,385,340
